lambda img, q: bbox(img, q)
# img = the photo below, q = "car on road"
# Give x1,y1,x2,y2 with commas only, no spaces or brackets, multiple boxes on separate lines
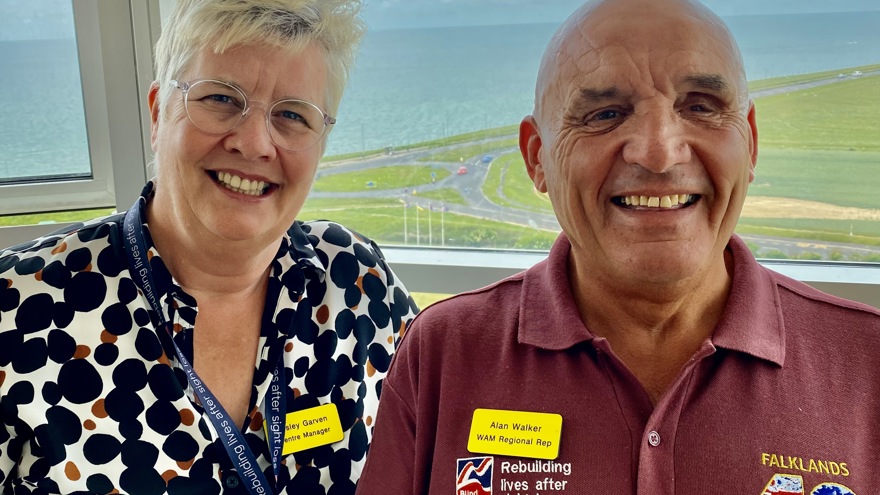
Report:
457,166,468,175
852,70,863,77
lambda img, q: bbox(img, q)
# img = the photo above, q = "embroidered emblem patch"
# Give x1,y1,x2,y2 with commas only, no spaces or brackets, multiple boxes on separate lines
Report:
762,474,804,494
809,483,856,495
456,456,493,495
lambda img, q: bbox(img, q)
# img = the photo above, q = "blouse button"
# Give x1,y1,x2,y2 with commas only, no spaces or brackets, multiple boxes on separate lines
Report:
223,471,241,489
647,430,661,447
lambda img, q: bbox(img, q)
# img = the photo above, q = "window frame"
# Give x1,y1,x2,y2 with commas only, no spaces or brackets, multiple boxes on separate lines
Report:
0,0,154,218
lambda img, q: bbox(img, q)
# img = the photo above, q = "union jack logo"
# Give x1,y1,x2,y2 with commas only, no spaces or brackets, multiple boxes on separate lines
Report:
456,456,493,495
762,474,804,495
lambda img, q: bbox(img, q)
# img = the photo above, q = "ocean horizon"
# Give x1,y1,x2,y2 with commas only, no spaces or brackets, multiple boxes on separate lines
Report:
1,11,879,179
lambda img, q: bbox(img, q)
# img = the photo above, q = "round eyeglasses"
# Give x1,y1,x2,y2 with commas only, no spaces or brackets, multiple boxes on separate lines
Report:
171,79,335,152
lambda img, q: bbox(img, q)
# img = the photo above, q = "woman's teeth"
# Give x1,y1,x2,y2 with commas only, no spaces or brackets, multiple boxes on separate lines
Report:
216,172,268,196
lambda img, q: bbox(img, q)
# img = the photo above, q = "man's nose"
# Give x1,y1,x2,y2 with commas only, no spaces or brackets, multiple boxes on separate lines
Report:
620,108,691,173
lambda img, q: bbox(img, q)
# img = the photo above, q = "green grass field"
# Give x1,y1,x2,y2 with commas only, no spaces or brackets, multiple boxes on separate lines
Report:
482,152,552,213
414,187,468,205
755,76,880,151
3,67,878,261
417,138,518,163
0,208,116,227
747,63,880,92
321,125,519,163
298,197,557,249
312,165,450,192
750,149,880,209
736,218,880,247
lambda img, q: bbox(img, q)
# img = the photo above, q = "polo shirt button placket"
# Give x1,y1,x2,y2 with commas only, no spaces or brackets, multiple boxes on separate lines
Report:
647,430,661,447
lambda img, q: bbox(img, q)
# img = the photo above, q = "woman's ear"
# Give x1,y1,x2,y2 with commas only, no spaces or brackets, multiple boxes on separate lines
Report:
148,81,161,152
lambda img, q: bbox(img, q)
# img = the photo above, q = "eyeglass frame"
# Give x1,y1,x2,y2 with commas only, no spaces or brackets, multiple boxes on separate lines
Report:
170,78,336,151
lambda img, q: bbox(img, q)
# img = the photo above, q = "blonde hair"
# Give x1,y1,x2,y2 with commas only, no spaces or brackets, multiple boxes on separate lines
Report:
153,0,365,119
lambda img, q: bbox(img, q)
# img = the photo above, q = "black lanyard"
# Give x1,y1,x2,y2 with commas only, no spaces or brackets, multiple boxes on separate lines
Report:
123,199,286,494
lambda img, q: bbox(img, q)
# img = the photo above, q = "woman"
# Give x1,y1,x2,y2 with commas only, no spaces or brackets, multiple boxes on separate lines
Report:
0,0,417,493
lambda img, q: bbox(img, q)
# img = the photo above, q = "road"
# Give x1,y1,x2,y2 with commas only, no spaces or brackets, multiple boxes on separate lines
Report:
312,71,880,258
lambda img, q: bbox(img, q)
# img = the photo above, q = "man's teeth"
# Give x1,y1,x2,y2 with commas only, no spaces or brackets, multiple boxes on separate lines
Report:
622,194,694,208
216,172,267,196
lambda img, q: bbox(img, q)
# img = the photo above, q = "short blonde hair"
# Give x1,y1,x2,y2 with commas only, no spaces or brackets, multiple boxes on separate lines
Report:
153,0,365,119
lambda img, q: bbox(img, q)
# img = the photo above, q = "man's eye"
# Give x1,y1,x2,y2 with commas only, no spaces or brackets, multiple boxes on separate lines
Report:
593,109,620,121
578,108,627,132
689,103,713,113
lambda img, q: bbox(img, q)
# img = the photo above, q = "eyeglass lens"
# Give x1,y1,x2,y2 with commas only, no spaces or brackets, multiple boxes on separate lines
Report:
182,80,327,151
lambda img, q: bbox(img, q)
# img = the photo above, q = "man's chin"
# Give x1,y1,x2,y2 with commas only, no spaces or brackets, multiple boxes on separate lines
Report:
606,245,716,287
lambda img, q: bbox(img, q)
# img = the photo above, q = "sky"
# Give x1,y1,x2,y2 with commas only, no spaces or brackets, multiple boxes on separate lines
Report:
0,0,75,41
1,0,879,40
361,0,880,30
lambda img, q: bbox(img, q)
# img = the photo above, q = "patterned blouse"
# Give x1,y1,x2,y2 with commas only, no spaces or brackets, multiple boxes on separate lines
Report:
0,183,418,494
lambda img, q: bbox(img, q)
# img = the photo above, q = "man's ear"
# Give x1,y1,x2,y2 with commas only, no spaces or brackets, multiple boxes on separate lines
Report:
148,82,161,152
746,98,758,183
520,115,547,193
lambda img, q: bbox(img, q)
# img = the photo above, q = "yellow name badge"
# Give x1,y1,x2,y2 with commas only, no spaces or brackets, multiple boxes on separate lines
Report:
278,403,344,455
467,408,562,460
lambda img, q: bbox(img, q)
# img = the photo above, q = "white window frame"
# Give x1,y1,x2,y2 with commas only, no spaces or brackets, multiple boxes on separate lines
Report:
0,0,155,219
382,248,880,308
1,0,878,309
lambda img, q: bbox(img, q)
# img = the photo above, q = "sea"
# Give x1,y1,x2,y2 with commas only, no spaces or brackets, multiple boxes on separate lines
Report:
0,11,879,180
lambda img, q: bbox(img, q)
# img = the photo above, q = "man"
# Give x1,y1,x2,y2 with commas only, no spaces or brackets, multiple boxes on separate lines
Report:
356,0,880,493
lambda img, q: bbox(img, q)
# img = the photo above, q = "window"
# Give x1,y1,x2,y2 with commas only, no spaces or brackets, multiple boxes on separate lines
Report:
0,2,89,183
0,0,156,230
303,3,880,262
1,0,878,307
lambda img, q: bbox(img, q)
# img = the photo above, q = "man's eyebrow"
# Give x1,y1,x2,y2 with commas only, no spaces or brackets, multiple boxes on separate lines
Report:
683,74,730,93
578,86,620,101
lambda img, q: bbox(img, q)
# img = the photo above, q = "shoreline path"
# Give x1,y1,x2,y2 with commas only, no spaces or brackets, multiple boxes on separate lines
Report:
312,70,880,258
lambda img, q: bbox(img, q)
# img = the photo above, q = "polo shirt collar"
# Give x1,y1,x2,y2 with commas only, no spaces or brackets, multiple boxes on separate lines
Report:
519,233,596,350
518,233,785,366
711,235,785,366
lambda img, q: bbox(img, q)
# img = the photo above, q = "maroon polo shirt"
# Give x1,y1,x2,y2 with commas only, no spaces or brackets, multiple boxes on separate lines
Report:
357,234,880,495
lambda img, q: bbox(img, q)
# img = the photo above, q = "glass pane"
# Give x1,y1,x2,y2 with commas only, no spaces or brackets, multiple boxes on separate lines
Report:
0,0,91,183
303,4,880,261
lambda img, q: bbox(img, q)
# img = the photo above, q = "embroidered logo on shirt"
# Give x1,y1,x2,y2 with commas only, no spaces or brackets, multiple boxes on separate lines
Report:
457,456,493,495
762,474,804,494
808,483,856,495
760,453,850,477
759,452,856,495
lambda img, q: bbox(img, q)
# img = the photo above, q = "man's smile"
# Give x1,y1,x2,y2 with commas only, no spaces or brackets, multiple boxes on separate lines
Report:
612,194,700,209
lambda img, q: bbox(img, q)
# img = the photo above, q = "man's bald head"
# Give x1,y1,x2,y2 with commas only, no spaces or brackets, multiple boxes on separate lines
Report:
534,0,748,131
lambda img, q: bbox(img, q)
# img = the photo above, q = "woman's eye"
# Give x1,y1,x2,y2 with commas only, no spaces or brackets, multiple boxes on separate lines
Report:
208,94,235,104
